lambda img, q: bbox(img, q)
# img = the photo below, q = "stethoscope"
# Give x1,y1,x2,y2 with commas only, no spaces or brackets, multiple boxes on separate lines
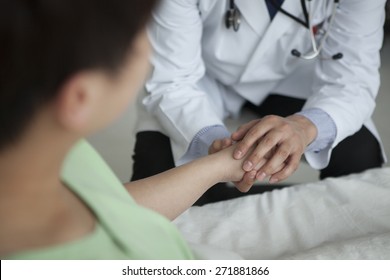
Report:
225,0,343,60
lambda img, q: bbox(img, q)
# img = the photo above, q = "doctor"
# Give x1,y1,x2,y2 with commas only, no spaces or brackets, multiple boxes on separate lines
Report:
131,0,386,199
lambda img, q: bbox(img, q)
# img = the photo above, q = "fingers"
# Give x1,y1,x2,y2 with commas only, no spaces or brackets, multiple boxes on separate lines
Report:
209,139,223,154
234,153,295,191
231,119,261,141
234,170,257,193
268,154,301,183
255,151,301,184
231,115,311,184
246,138,302,183
253,141,291,174
209,138,233,154
222,138,232,148
233,117,276,160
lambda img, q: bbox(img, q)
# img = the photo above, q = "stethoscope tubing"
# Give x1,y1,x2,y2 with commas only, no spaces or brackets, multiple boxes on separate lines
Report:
299,0,340,59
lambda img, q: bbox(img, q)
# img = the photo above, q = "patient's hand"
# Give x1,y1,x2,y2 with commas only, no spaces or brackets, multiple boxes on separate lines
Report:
209,138,286,192
209,138,258,193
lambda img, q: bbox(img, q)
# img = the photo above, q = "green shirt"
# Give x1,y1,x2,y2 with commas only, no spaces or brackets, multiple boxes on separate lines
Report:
7,140,194,260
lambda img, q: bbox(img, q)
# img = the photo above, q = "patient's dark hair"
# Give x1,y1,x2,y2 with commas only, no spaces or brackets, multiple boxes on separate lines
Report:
0,0,157,150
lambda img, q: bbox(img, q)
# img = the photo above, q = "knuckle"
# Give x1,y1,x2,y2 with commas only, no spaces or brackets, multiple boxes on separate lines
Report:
246,127,260,139
264,148,274,159
262,136,276,148
291,154,302,164
280,123,291,132
276,148,290,159
277,168,292,180
262,164,274,175
249,151,262,164
283,167,293,176
264,115,279,123
285,163,298,175
240,138,255,150
236,141,248,152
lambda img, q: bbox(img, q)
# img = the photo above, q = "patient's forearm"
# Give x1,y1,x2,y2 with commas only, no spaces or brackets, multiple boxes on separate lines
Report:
124,146,244,220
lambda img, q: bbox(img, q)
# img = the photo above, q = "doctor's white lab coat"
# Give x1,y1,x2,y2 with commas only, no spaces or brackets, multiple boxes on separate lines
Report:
139,0,387,169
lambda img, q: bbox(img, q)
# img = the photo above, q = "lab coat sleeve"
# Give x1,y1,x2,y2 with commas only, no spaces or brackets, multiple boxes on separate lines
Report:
303,0,386,169
143,0,224,163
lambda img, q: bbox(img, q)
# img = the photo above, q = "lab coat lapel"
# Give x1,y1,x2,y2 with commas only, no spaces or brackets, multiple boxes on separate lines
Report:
234,0,269,36
239,0,303,82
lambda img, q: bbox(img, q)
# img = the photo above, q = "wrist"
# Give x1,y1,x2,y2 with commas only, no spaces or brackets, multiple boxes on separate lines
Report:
208,145,243,183
288,114,318,146
190,152,227,189
296,108,337,153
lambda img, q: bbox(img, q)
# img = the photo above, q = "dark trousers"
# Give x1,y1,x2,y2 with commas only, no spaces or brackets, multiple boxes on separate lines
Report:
131,94,383,205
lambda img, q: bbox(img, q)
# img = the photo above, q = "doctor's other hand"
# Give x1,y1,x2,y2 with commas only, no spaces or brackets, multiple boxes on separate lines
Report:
209,137,260,193
231,114,317,184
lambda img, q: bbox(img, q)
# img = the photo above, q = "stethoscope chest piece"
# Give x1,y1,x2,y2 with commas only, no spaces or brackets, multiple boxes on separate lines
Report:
225,2,241,31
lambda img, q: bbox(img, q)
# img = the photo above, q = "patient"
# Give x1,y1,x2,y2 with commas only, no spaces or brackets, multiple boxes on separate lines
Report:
0,0,252,259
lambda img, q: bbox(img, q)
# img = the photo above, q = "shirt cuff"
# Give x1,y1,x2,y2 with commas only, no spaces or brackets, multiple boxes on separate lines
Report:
296,108,337,153
178,125,231,164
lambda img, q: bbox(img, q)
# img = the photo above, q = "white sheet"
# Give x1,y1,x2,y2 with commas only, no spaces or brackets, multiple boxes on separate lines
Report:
174,167,390,259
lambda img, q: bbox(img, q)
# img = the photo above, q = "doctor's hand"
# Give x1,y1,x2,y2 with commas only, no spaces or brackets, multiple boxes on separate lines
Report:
231,114,317,183
209,138,276,192
208,137,233,155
